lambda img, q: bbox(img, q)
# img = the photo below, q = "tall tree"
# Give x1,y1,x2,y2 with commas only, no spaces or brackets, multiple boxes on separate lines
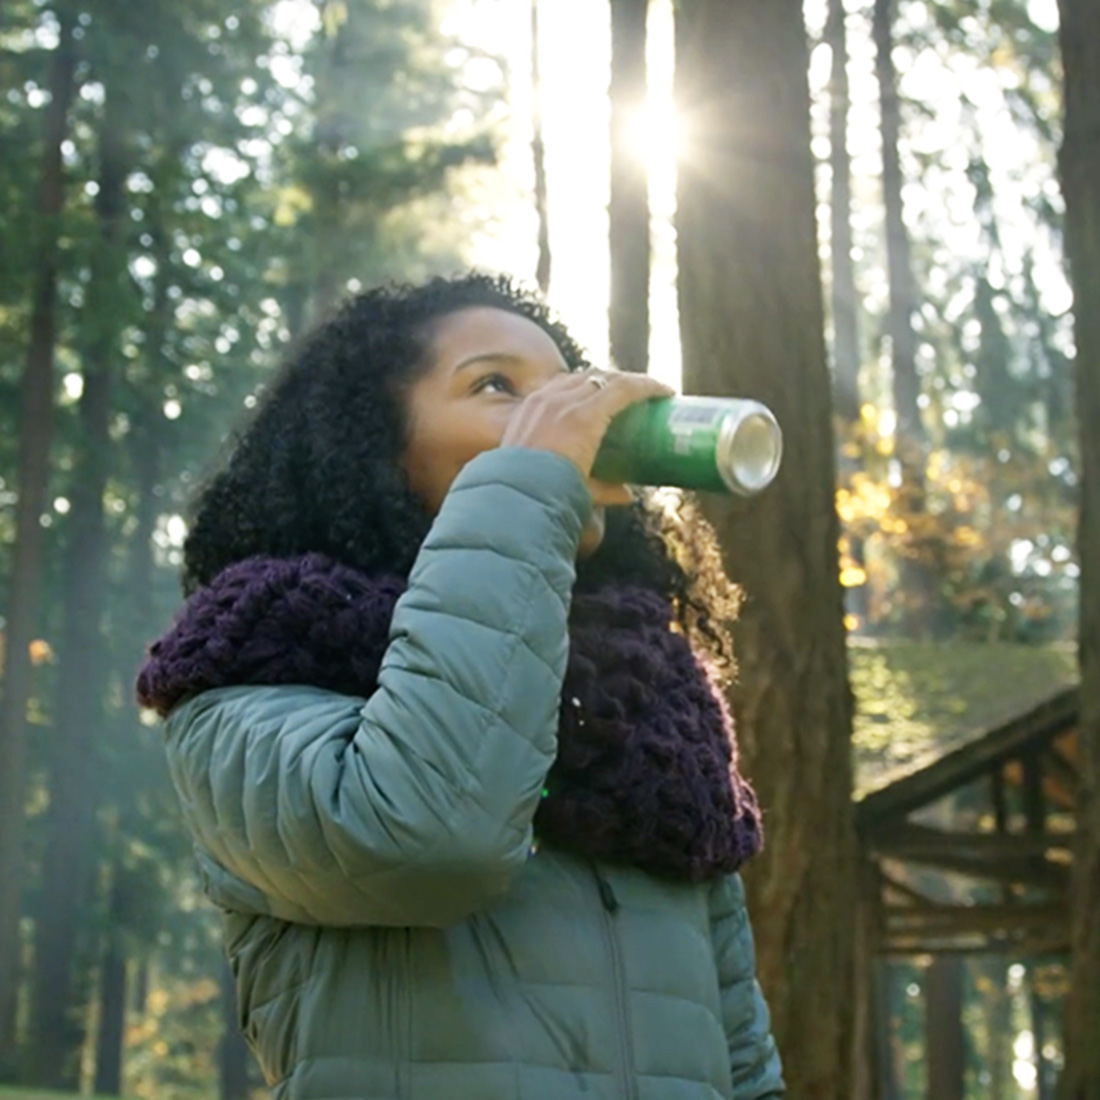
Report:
1056,1,1100,1095
823,0,870,632
27,80,129,1089
0,5,78,1058
298,0,494,325
825,0,860,424
530,0,551,293
872,0,925,467
609,0,649,373
674,2,857,1096
873,0,943,636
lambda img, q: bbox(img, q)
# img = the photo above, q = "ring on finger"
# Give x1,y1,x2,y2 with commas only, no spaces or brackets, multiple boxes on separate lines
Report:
585,370,609,390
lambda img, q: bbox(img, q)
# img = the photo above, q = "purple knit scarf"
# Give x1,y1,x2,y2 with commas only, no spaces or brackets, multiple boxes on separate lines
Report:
137,554,762,882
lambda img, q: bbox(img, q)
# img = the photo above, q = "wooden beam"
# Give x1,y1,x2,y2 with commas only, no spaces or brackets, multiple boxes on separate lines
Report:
870,822,1074,860
878,937,1071,959
857,688,1079,828
869,828,1070,891
878,869,943,908
992,765,1014,914
885,904,1066,936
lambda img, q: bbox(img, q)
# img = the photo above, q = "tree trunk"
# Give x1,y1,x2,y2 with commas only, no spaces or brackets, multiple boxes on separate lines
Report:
27,90,127,1090
873,0,942,636
1056,5,1100,1097
825,0,860,424
92,870,127,1098
872,0,924,465
825,0,869,630
925,956,965,1100
674,3,857,1096
531,0,551,294
311,16,352,323
0,9,78,1060
609,0,649,373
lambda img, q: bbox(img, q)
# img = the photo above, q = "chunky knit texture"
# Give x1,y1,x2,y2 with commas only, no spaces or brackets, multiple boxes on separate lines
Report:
137,553,762,882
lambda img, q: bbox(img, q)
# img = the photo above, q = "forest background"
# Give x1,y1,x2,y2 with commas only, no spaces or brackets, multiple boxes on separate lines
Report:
0,0,1096,1099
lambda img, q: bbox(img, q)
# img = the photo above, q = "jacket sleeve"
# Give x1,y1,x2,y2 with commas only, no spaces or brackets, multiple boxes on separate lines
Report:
709,874,786,1100
163,447,591,929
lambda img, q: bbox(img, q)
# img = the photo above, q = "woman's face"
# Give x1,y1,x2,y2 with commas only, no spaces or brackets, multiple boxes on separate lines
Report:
401,306,607,557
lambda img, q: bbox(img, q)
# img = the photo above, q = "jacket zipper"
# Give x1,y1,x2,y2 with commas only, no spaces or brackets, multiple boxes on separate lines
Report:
594,865,638,1100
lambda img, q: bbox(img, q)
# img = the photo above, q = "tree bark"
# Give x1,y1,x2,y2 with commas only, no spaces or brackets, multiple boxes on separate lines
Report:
825,0,860,423
872,0,924,464
27,89,127,1090
674,2,857,1096
1056,7,1100,1097
924,956,965,1100
0,8,78,1059
609,0,649,373
531,0,551,294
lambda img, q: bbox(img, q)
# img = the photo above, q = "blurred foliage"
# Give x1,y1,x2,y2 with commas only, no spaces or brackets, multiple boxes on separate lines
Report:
817,0,1077,647
836,397,1077,642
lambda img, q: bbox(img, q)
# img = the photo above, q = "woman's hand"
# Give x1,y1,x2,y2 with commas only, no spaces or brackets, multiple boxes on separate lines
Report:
499,370,673,506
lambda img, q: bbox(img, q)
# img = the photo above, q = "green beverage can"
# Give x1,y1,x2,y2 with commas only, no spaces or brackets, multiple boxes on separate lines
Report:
592,396,783,495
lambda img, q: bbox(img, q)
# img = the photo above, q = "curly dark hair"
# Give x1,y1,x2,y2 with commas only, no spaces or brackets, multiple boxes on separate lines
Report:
182,273,739,671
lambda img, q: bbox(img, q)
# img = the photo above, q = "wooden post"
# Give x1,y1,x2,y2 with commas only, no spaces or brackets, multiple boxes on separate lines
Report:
990,765,1012,1100
1022,752,1053,1100
873,959,900,1100
925,955,965,1100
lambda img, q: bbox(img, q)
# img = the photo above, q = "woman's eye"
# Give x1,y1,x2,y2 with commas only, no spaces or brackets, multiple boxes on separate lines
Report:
475,372,517,396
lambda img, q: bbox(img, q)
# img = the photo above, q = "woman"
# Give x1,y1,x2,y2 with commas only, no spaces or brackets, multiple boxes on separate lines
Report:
138,274,785,1100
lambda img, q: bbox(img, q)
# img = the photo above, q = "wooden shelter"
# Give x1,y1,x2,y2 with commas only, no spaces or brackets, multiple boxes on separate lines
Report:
857,686,1079,958
846,641,1080,1099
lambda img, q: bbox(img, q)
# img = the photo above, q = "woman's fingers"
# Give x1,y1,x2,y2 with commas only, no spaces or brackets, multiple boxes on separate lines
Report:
588,478,635,508
499,368,674,479
581,369,674,417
